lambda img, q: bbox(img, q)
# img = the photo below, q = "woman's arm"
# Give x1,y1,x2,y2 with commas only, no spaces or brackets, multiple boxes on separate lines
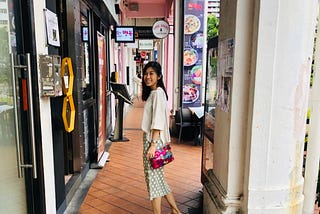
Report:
151,129,160,142
147,129,160,159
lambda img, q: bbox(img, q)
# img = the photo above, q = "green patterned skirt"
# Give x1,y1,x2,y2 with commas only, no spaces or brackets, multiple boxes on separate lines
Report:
143,133,171,200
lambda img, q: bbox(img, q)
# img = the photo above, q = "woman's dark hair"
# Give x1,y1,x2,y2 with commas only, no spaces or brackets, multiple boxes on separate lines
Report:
141,61,168,101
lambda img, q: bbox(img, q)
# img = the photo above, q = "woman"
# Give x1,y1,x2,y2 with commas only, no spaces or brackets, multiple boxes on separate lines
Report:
141,61,181,214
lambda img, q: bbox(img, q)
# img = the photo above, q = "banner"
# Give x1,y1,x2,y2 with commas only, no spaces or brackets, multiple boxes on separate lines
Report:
182,0,205,107
97,32,107,161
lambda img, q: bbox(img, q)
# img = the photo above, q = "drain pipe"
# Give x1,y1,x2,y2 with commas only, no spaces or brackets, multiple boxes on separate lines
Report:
303,11,320,214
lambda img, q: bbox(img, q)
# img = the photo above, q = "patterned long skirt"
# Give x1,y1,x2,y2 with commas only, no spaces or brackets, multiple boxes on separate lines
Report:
143,133,171,200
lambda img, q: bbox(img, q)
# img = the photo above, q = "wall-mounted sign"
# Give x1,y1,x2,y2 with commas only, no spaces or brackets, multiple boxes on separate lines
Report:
44,9,60,47
152,20,170,39
139,39,153,50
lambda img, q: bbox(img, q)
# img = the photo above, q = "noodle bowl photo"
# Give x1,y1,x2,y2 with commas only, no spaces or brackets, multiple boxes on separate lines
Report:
184,14,201,35
183,48,198,66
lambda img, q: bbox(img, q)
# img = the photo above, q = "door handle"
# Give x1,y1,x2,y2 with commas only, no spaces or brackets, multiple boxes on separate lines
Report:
10,53,37,179
10,53,23,178
25,53,37,179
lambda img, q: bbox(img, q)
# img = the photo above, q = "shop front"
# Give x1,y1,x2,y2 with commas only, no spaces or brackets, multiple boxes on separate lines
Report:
51,0,119,212
0,0,46,212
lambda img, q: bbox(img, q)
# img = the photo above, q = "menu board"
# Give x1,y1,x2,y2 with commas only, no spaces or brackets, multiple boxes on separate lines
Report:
182,0,205,108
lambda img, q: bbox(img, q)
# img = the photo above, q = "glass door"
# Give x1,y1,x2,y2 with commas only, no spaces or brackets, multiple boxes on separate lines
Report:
0,0,35,212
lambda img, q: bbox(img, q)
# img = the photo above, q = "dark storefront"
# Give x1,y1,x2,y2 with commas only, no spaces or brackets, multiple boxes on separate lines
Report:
45,0,116,212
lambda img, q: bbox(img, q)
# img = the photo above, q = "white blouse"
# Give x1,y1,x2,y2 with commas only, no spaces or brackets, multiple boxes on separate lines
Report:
141,87,171,143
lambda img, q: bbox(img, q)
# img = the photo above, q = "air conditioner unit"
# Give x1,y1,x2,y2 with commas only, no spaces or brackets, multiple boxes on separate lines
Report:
129,3,139,11
114,3,120,14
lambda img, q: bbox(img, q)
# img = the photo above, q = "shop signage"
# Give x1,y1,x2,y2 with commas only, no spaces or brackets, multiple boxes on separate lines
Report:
152,20,170,39
182,0,205,108
135,26,156,39
139,40,153,50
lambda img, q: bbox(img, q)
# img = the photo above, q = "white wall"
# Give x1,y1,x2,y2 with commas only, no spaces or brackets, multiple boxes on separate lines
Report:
103,0,120,25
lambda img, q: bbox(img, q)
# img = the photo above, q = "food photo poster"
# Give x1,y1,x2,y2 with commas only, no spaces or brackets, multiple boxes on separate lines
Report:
182,0,205,108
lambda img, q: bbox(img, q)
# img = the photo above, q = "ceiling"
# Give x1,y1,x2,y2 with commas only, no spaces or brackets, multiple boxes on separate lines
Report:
120,0,174,18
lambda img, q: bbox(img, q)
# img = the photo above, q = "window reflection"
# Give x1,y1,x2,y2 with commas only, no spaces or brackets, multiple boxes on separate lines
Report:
202,36,218,178
204,36,218,142
80,12,92,99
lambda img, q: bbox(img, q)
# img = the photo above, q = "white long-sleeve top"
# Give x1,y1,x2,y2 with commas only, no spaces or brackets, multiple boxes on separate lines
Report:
141,87,171,143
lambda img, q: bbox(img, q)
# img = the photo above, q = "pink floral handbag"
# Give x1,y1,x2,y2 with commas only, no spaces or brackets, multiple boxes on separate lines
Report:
150,144,174,169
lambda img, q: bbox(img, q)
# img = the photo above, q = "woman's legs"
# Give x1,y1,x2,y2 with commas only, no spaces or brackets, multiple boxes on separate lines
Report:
164,192,181,214
151,197,162,214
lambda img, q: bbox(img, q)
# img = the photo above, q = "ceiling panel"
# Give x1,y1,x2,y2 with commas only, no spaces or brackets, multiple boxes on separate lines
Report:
121,0,173,18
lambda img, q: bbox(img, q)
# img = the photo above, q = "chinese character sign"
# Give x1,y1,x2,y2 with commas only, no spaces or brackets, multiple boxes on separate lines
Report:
115,26,135,43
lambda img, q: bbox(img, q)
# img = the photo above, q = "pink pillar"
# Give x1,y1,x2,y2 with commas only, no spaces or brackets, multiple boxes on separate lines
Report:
165,34,174,111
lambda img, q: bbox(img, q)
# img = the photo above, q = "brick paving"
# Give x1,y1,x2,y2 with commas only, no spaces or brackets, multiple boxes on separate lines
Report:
72,97,320,214
78,98,203,214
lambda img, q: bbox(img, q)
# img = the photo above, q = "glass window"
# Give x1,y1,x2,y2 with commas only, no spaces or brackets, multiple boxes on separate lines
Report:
204,37,218,142
202,36,218,179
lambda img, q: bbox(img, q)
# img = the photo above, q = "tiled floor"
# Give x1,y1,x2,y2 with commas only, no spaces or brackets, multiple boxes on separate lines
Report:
77,98,203,214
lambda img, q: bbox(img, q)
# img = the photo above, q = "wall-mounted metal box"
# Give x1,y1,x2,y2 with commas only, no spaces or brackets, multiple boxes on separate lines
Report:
39,55,62,97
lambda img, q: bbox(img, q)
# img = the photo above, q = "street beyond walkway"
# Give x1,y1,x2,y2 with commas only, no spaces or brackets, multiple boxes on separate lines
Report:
78,97,203,214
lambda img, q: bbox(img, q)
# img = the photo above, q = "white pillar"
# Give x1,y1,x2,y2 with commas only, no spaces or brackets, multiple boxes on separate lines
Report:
303,6,320,213
33,1,56,213
244,0,318,213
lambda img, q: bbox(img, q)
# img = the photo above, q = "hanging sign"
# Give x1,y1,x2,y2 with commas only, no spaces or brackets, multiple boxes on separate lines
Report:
139,40,153,50
152,20,170,39
135,26,156,39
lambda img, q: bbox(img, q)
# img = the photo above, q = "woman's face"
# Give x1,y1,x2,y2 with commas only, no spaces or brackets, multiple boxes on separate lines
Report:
144,67,160,90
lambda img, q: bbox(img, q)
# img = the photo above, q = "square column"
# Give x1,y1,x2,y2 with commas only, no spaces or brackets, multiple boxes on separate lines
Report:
202,0,318,213
244,0,317,213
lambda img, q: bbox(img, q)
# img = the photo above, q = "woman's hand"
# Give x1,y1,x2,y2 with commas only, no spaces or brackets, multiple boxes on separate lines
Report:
147,143,156,159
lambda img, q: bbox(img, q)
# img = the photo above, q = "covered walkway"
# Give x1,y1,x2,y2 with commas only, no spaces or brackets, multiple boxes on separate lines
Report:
77,97,203,214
